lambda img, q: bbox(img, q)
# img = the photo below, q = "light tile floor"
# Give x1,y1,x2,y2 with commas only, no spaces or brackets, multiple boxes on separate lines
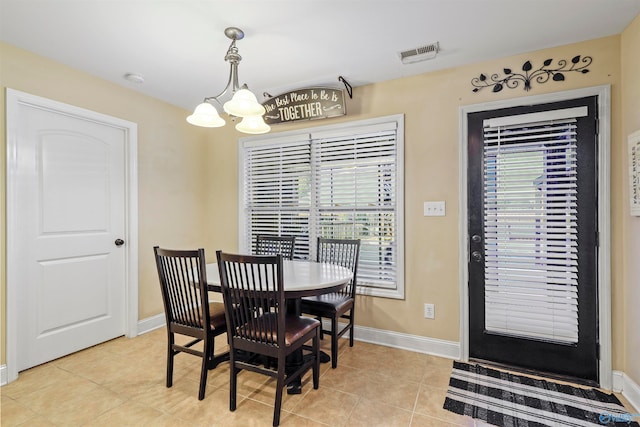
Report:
1,328,635,426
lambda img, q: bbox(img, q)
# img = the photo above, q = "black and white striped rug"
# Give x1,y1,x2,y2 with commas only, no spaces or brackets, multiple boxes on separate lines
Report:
443,361,639,427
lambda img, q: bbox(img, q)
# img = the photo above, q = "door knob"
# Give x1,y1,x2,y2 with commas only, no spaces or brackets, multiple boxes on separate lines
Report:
471,251,483,262
115,239,125,247
472,234,482,243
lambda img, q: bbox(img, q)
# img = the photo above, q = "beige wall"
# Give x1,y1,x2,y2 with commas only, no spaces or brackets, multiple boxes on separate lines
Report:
0,32,633,378
621,14,640,386
0,42,212,363
205,35,626,368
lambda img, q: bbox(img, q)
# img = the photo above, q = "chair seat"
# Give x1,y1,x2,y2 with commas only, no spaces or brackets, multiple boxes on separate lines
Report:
237,313,320,346
301,293,353,314
209,302,227,330
173,302,226,331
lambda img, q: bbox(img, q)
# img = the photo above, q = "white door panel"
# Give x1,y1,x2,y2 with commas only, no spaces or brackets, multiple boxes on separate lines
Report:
14,101,126,371
37,255,110,333
40,132,112,232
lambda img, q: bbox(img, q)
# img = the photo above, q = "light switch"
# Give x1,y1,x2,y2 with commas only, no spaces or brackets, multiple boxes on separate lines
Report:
423,201,446,216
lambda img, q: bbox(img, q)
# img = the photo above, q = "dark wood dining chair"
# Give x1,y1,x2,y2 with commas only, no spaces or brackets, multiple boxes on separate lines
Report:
255,234,296,260
300,238,360,368
153,246,229,400
216,251,320,427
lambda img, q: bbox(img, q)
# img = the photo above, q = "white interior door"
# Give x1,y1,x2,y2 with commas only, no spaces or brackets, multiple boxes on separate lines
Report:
8,92,130,372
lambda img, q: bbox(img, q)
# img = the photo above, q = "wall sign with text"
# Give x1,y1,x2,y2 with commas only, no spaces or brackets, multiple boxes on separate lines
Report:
262,87,346,125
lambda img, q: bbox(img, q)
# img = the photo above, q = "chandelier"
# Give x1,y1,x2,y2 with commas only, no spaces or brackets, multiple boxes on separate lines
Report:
187,27,270,134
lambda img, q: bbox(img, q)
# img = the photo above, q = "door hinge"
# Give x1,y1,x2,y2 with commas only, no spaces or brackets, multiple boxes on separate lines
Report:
596,343,600,359
595,118,600,136
595,231,600,248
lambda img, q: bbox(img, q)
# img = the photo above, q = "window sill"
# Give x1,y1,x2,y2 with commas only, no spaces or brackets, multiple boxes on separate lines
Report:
356,285,404,300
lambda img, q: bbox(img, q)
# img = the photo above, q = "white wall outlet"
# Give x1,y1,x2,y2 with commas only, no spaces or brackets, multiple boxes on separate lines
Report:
424,303,435,319
423,201,446,217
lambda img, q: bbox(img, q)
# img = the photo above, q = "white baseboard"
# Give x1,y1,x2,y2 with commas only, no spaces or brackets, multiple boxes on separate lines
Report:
137,315,460,361
318,319,460,360
137,313,165,335
351,323,460,360
622,372,640,412
1,364,7,386
613,370,624,392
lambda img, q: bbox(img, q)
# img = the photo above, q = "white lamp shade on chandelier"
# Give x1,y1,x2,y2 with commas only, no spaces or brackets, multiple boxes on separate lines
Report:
235,114,271,134
223,89,266,117
186,102,226,127
187,27,270,135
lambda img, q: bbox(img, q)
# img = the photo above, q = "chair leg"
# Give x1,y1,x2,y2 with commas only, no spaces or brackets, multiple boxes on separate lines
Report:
349,312,355,347
273,358,286,427
312,330,320,389
316,316,324,339
207,334,215,365
198,340,211,400
166,333,174,388
230,353,238,411
331,316,338,369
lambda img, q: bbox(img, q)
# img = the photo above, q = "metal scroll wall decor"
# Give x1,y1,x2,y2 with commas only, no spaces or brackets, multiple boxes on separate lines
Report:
471,55,592,93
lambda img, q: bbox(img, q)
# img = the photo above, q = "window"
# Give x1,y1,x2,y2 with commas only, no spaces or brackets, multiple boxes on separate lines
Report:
239,115,404,299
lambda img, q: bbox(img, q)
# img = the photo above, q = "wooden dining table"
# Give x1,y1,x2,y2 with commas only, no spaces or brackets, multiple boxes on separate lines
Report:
205,259,353,393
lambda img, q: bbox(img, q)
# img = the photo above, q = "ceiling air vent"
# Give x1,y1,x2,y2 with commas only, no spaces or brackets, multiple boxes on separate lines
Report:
399,42,440,64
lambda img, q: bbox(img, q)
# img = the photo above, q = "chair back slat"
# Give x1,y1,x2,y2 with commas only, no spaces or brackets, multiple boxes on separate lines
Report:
316,238,360,298
154,247,209,329
255,235,296,260
217,252,285,348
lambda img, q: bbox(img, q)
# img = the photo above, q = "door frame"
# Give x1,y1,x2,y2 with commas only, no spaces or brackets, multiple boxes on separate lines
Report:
5,88,139,383
457,85,612,389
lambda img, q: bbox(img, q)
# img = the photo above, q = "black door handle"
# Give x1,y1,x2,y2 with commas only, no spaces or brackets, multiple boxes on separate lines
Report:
115,239,125,247
471,251,483,262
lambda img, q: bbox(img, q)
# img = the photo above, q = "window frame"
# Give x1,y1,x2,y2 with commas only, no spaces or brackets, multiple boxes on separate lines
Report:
238,114,405,299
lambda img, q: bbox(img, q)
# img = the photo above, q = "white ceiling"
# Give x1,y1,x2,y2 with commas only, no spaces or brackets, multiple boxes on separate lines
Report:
2,0,640,112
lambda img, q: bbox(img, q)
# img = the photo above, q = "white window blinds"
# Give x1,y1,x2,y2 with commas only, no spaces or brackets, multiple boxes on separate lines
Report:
240,116,404,298
312,123,398,290
243,136,312,257
482,110,583,344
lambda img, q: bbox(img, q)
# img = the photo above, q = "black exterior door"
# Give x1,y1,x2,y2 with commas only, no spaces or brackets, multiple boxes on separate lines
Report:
468,96,599,384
